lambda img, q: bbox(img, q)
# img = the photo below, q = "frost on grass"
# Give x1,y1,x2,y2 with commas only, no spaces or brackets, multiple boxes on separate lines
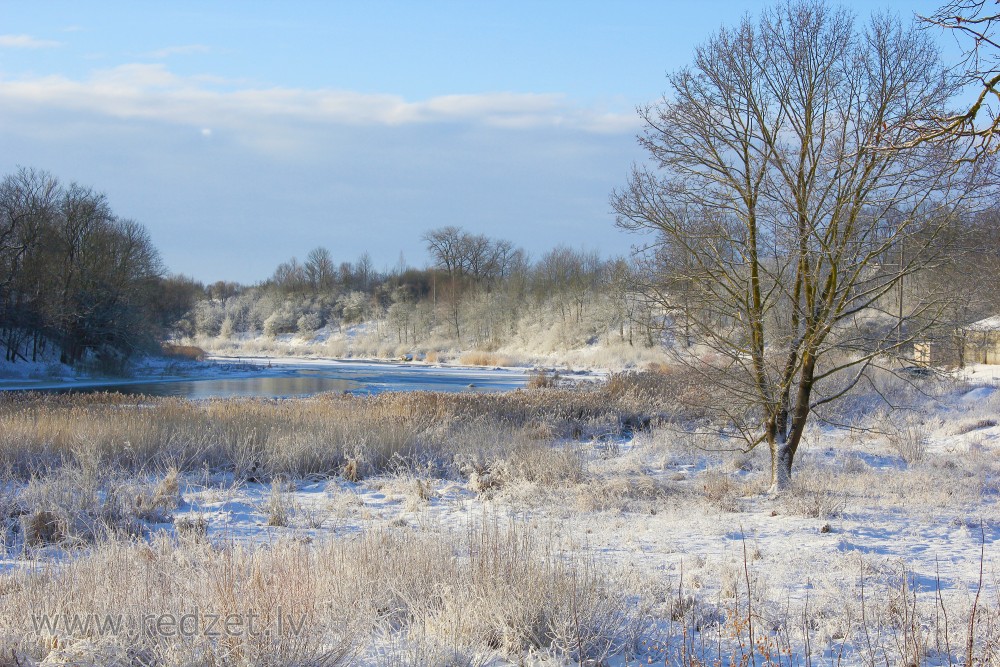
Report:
0,519,652,666
0,370,998,664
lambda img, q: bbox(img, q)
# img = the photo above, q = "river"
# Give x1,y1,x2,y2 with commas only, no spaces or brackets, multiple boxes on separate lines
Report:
0,357,531,399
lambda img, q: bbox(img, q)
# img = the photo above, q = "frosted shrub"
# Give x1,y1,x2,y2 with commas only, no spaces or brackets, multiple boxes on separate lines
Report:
264,479,292,526
887,417,928,466
192,300,223,337
263,308,298,337
339,291,370,324
297,311,323,335
15,467,177,546
777,468,846,519
218,315,234,339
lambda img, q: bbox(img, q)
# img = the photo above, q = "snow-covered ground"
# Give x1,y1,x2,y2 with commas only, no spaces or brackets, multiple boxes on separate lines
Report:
170,386,996,596
0,354,242,392
195,322,669,374
135,377,996,662
2,367,998,665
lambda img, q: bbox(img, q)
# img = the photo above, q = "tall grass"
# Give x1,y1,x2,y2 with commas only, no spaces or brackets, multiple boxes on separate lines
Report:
0,517,649,666
0,377,679,481
1,519,996,666
1,370,999,664
457,351,516,367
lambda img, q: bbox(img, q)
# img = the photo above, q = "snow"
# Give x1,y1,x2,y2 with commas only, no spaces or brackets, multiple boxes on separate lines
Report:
3,363,999,663
154,379,999,615
958,362,1000,385
966,315,1000,331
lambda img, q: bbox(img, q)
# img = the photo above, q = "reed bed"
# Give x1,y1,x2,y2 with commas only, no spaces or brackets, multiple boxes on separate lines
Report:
0,517,996,667
0,517,648,666
0,372,691,481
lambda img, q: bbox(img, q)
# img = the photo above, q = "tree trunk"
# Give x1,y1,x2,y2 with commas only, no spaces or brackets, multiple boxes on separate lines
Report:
768,355,817,493
769,435,794,494
767,406,792,493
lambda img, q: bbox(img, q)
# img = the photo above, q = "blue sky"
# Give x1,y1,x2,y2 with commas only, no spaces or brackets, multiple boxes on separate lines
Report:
0,1,948,283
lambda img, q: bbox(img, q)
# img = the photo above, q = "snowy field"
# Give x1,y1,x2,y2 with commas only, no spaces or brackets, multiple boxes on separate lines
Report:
0,367,997,665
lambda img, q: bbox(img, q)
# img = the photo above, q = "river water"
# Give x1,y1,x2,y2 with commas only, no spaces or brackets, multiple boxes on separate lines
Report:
3,358,530,399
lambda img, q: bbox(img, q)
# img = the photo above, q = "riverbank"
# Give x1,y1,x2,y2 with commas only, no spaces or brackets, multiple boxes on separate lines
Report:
186,323,671,374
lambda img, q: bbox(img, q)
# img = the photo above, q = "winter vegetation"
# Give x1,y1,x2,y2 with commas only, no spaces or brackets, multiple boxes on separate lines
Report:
172,229,663,369
0,367,999,665
4,0,1000,665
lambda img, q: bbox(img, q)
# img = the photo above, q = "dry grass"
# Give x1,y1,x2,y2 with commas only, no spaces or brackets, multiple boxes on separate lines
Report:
160,343,207,361
13,465,183,548
604,368,714,420
174,513,208,541
527,368,560,388
877,411,932,467
0,369,998,664
264,479,292,527
457,351,515,367
20,509,62,546
0,381,668,482
0,517,649,666
1,514,996,667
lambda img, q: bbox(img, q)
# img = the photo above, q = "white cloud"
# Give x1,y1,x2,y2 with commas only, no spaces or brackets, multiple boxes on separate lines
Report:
144,44,211,59
0,34,61,49
0,64,638,144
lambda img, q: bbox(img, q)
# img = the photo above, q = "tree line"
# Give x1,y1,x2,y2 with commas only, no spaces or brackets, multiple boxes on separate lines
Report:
179,225,659,355
0,168,185,369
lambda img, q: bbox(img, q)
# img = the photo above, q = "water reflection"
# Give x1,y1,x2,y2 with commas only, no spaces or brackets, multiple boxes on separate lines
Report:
26,360,528,399
99,375,363,399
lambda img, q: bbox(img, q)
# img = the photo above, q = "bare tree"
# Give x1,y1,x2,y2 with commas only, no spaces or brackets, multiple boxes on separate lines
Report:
914,1,1000,156
304,246,336,292
534,246,604,325
423,226,467,339
612,1,986,491
0,168,57,290
422,226,521,341
270,258,308,295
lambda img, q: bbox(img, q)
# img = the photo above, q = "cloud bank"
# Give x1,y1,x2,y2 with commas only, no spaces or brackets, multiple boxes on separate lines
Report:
0,63,642,282
0,34,62,49
0,64,637,144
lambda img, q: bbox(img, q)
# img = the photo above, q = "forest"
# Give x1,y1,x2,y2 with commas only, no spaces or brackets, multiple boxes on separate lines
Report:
0,168,191,371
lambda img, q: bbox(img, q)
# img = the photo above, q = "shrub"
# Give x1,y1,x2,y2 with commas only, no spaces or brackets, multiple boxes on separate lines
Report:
297,311,323,335
458,351,514,367
21,509,63,546
161,343,207,361
886,417,928,466
263,308,299,337
527,369,559,388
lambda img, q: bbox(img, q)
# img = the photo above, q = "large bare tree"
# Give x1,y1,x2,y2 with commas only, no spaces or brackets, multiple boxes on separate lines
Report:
612,1,987,491
914,1,1000,156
